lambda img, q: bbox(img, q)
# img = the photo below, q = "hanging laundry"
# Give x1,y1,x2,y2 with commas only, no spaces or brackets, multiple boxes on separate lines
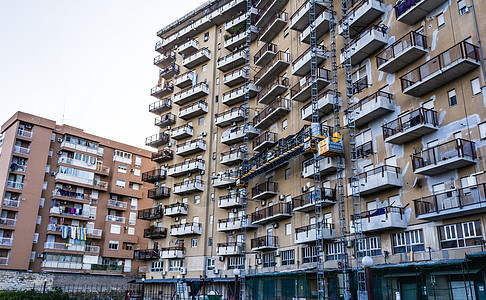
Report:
9,163,18,172
79,228,86,241
62,225,69,239
70,226,76,239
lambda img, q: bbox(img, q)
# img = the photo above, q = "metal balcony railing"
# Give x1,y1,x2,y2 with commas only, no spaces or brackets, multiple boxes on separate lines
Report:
412,139,476,171
144,227,168,239
376,30,427,69
149,98,172,114
0,217,16,226
150,82,174,96
295,223,334,234
290,68,331,97
253,97,290,127
352,165,401,183
382,107,438,140
155,113,176,127
254,51,290,81
250,202,291,223
259,10,288,37
17,129,33,139
2,198,20,208
253,132,277,150
292,188,336,209
151,149,174,162
352,205,405,221
134,249,160,260
145,133,170,146
254,42,277,64
13,146,30,155
345,90,393,114
251,181,278,198
138,207,163,220
257,77,290,102
356,140,373,158
148,187,171,199
107,200,128,209
251,235,278,249
142,169,167,182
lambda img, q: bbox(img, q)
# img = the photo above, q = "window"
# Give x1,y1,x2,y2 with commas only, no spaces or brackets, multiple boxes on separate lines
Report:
352,66,368,94
285,168,291,180
51,133,56,142
448,89,457,106
129,212,136,226
303,246,318,263
479,122,486,139
218,43,221,50
284,27,289,37
458,0,468,15
199,117,205,125
39,198,45,208
192,238,198,248
133,169,140,176
169,260,184,272
128,227,135,235
33,233,39,243
30,251,36,262
228,256,244,269
108,241,119,250
111,224,121,234
202,64,207,72
194,195,201,204
42,181,47,190
357,237,381,257
215,95,218,103
48,149,53,158
393,229,425,254
210,214,213,224
209,237,213,247
45,165,50,173
131,183,140,190
151,261,164,272
285,223,292,235
116,179,126,188
37,216,42,225
282,119,288,131
204,32,209,41
437,13,445,29
134,155,142,167
118,164,127,173
216,77,220,85
206,258,215,271
326,242,345,261
439,221,482,249
356,129,373,158
471,78,481,95
263,252,276,267
281,249,294,265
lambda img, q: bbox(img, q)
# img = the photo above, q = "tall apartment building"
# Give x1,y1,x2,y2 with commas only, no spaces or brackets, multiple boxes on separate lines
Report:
140,0,486,298
0,112,155,276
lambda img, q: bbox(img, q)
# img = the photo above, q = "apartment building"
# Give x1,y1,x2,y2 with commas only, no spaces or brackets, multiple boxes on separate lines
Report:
0,111,154,276
141,0,486,298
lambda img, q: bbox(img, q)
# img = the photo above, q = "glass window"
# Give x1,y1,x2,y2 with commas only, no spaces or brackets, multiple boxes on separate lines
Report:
199,117,205,126
326,242,345,261
228,256,244,270
192,238,198,248
118,164,127,173
285,223,291,235
206,258,215,271
116,179,126,188
479,122,486,139
281,249,294,265
438,221,482,249
393,229,425,254
437,13,445,28
302,246,318,263
151,261,164,272
285,168,291,180
471,78,481,95
357,236,381,257
448,89,457,106
458,0,468,15
169,259,183,272
263,252,276,267
282,119,288,131
108,241,119,250
202,64,207,72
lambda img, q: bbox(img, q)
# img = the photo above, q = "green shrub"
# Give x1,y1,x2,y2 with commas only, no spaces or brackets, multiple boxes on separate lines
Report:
0,287,70,300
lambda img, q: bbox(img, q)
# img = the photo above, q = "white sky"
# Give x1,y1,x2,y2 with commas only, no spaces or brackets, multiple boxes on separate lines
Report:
0,0,207,149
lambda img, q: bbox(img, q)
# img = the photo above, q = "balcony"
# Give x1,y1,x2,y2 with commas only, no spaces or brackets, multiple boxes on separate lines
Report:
178,39,199,56
0,217,16,227
223,67,246,87
17,129,33,139
289,0,325,31
414,183,486,220
217,216,257,232
144,227,167,239
159,64,180,80
151,149,174,163
134,249,159,260
254,43,277,67
170,124,193,140
13,146,30,156
174,71,196,89
412,139,476,176
105,215,125,223
292,188,336,212
351,165,403,195
46,224,102,239
382,107,438,144
254,51,290,87
251,203,291,226
0,237,13,246
142,169,166,183
259,11,288,43
170,222,202,236
54,174,108,191
167,158,205,177
178,100,208,120
251,235,278,251
290,68,331,102
354,206,407,233
49,205,90,220
302,90,341,121
3,198,20,209
215,107,244,127
340,24,387,66
52,189,92,204
145,133,170,148
107,200,128,210
164,203,188,216
252,181,278,200
212,172,237,188
224,26,258,51
295,223,335,244
217,243,241,256
149,98,172,115
155,32,179,52
153,51,176,68
138,207,163,220
173,179,204,195
400,41,480,97
254,98,291,131
221,125,259,145
376,31,427,73
44,242,100,255
255,0,289,28
221,148,244,165
301,156,339,179
182,48,211,68
217,49,245,72
222,83,261,106
210,0,247,24
338,0,385,38
291,46,328,77
395,0,448,25
344,91,395,127
151,82,174,99
148,187,171,200
160,246,185,259
176,139,206,156
224,13,246,34
257,76,289,105
219,193,243,208
253,132,278,152
300,9,334,43
6,181,23,190
174,82,210,106
357,140,373,158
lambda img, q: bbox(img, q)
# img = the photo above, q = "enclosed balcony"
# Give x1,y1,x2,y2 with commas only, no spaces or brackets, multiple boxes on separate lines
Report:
223,67,246,87
179,100,208,120
253,131,278,152
148,187,171,200
340,24,387,66
153,51,176,68
354,206,407,233
144,226,168,239
217,49,245,72
167,158,205,177
252,181,278,200
142,169,166,183
300,9,334,43
254,43,278,67
44,242,100,255
173,179,204,195
289,0,324,31
301,90,340,121
255,0,289,28
222,124,259,145
290,68,331,102
145,133,170,148
344,91,395,127
174,82,210,106
150,82,174,99
254,51,290,87
217,243,242,256
0,217,16,227
215,107,244,127
138,207,163,220
414,183,486,220
395,0,448,25
253,98,291,130
301,156,338,179
400,42,480,97
291,46,328,77
351,165,403,195
174,71,196,89
221,148,244,165
292,188,336,212
376,31,427,73
259,11,288,43
3,198,20,209
217,216,257,232
13,146,30,156
159,64,180,80
134,249,159,260
149,98,172,115
257,76,289,105
412,139,476,176
212,172,237,188
164,203,188,216
178,39,199,56
160,246,185,259
295,223,335,244
219,192,243,208
176,138,206,156
6,181,23,191
222,83,260,106
170,124,193,140
224,26,259,51
338,0,385,38
170,222,202,236
182,48,211,68
251,235,278,251
382,107,438,144
151,149,174,163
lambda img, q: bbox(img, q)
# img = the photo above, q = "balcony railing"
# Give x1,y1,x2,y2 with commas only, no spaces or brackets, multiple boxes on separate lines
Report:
154,113,176,127
251,202,291,224
0,217,16,227
13,146,30,155
179,100,208,120
395,0,448,25
412,139,476,176
0,258,8,265
254,42,277,66
259,10,288,43
170,222,202,235
292,188,336,212
105,215,125,223
220,148,244,165
217,49,245,71
344,90,395,127
221,124,259,144
46,224,102,237
254,51,290,87
338,0,385,38
144,227,168,239
138,207,163,220
291,45,327,76
301,89,340,121
164,203,188,216
2,198,20,208
150,82,174,99
253,131,278,152
182,48,211,68
176,138,206,156
290,68,331,101
400,41,480,96
173,179,204,194
217,242,242,256
219,193,243,208
212,171,237,188
142,169,166,183
160,246,185,259
257,76,290,105
17,129,33,139
44,242,100,254
107,200,128,210
253,97,291,130
145,133,170,148
215,107,244,127
223,67,246,87
0,237,13,246
6,181,23,190
148,187,171,199
170,124,193,140
300,8,334,43
178,39,199,55
382,107,438,144
134,249,160,260
153,50,176,67
167,158,205,177
174,71,196,88
340,24,387,65
295,223,335,244
376,31,427,73
173,82,210,106
151,149,174,163
252,181,278,200
353,206,407,233
251,235,278,250
159,64,180,79
352,165,402,195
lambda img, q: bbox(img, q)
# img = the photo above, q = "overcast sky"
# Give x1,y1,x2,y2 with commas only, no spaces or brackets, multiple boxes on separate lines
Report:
0,0,207,149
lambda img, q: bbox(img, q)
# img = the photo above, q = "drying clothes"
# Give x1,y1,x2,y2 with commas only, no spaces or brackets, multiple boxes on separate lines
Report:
61,225,69,239
70,226,76,239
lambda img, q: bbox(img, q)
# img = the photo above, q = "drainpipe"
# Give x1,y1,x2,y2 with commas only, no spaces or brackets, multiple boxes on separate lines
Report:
471,0,486,81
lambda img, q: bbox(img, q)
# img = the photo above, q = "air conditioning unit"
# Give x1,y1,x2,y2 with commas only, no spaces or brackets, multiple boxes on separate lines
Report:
256,258,262,265
37,254,44,258
200,170,205,175
272,222,279,229
57,138,63,143
301,186,308,192
279,195,285,200
166,126,171,130
213,269,219,274
232,208,238,213
161,271,167,276
201,132,207,137
163,164,168,168
180,267,187,275
219,256,225,262
51,172,56,176
274,250,280,257
175,217,179,222
57,150,62,155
